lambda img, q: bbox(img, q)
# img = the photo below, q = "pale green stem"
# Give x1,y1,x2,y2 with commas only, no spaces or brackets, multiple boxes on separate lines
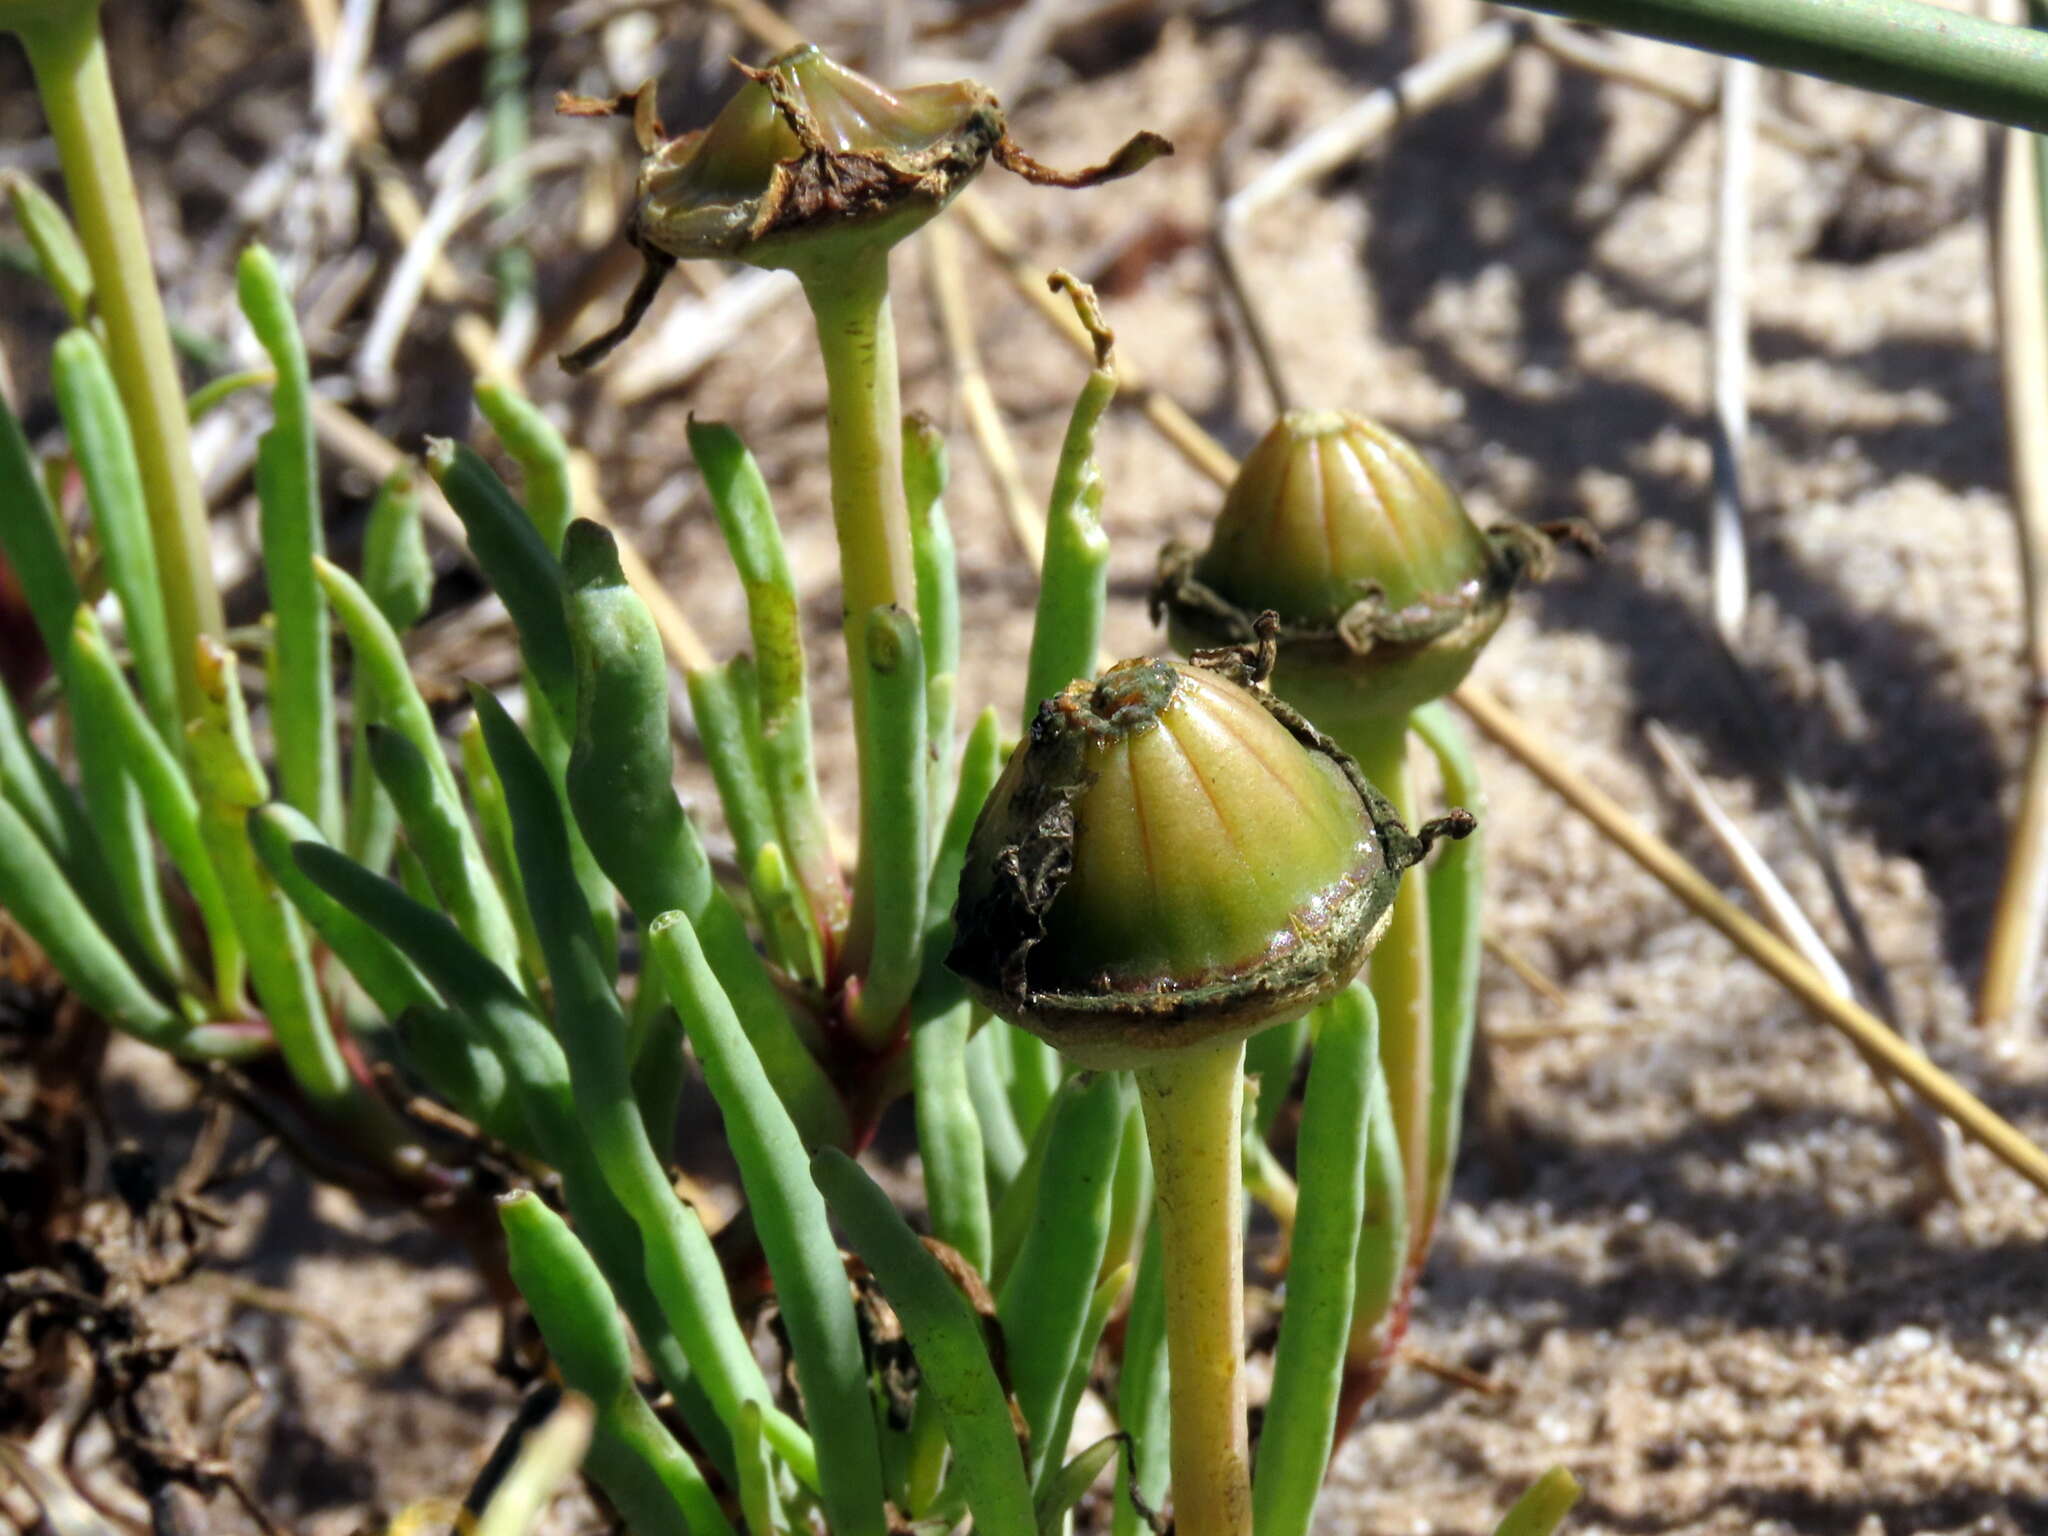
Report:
799,250,920,974
1337,717,1434,1256
16,3,221,722
1136,1038,1251,1536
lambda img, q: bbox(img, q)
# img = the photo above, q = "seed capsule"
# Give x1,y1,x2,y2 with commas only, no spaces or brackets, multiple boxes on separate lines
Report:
1155,409,1574,723
559,46,1170,369
948,645,1439,1068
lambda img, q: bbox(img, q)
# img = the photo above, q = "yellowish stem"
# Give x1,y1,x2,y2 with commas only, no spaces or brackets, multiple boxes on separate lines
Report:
1340,720,1434,1252
1137,1038,1251,1536
18,5,223,722
801,249,917,963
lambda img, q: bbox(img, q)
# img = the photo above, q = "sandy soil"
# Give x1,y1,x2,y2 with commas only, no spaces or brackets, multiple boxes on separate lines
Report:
5,0,2048,1531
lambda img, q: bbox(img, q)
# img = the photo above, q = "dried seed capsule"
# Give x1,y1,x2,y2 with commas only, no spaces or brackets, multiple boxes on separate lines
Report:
948,644,1440,1068
1154,409,1575,723
558,46,1169,369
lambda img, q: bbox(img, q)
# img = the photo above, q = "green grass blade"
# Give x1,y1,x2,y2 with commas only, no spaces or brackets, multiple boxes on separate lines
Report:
369,722,525,981
851,605,927,1041
913,1000,992,1276
735,1399,790,1536
989,1063,1058,1283
319,555,523,978
1245,1014,1309,1143
1412,700,1485,1222
428,439,574,727
475,382,574,553
687,419,842,938
459,712,548,987
473,694,830,1494
362,462,434,629
52,329,176,744
1253,985,1378,1536
812,1147,1037,1536
1020,330,1115,722
1035,1264,1129,1507
185,367,272,425
749,840,827,992
4,171,91,322
187,641,365,1120
238,244,340,839
346,464,432,874
0,389,82,657
1037,1432,1123,1536
69,607,243,1006
647,912,887,1536
69,683,184,991
1510,0,2048,132
1110,1222,1169,1536
292,840,762,1477
1102,1095,1152,1281
966,1016,1029,1197
0,792,189,1050
0,656,126,943
687,655,780,884
561,520,846,1147
499,1191,735,1536
1347,1045,1411,1380
1005,1026,1064,1147
997,1070,1127,1484
1492,1466,1581,1536
248,801,438,1021
903,414,958,818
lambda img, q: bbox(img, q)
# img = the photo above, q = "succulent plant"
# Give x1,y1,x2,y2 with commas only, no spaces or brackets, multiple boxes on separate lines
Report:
1155,410,1584,1437
950,624,1468,1536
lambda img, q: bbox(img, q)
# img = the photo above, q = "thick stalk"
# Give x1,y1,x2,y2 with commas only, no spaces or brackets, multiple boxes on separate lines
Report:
1136,1039,1250,1536
16,6,221,720
1337,718,1434,1249
800,251,920,973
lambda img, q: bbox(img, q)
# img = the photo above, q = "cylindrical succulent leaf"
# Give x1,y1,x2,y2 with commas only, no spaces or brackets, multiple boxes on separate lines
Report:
1155,409,1570,722
948,643,1437,1067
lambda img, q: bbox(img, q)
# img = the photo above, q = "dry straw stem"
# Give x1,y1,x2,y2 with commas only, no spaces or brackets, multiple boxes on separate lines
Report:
1526,20,1833,155
925,217,1048,563
1645,721,1963,1199
1980,111,2048,1031
1214,18,1522,412
302,395,714,675
1696,58,1952,1192
967,195,2048,1200
1461,682,2048,1197
955,192,1239,487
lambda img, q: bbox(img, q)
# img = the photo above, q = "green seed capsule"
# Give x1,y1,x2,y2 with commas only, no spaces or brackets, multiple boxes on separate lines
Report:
1155,409,1568,723
948,644,1437,1068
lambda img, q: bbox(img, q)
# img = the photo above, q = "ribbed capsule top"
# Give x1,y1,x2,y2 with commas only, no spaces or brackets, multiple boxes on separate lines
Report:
1192,409,1490,623
1024,660,1377,993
